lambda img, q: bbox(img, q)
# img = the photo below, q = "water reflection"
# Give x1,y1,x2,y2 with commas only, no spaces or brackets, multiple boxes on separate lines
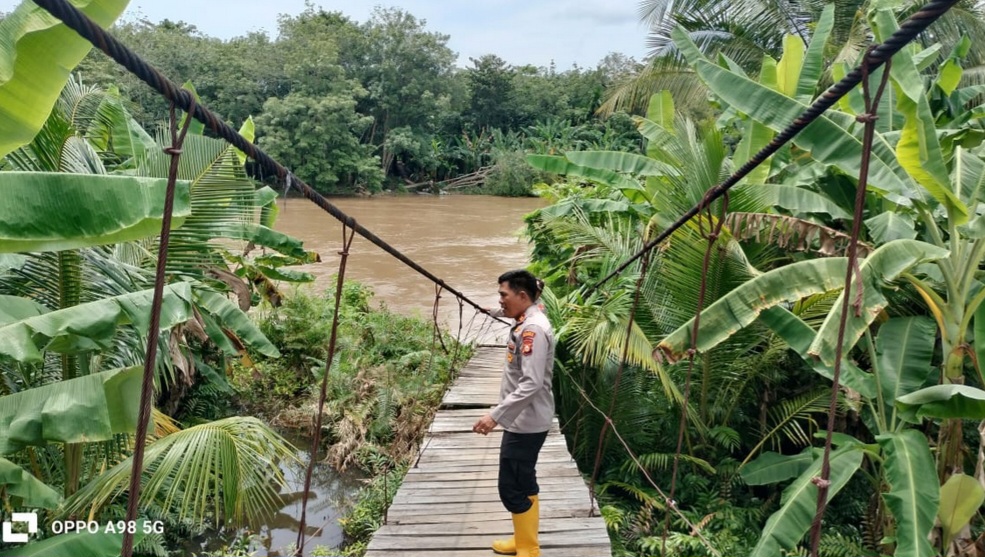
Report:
185,433,362,556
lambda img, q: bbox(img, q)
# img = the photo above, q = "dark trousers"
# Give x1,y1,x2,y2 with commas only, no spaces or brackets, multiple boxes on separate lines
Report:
498,430,548,514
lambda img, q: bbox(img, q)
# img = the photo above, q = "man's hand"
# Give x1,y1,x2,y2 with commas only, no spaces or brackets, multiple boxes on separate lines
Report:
472,414,498,435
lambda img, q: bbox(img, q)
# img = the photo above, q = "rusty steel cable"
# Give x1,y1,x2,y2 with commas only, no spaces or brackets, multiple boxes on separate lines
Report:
582,0,961,297
807,51,892,557
121,98,196,557
31,0,508,327
295,223,357,556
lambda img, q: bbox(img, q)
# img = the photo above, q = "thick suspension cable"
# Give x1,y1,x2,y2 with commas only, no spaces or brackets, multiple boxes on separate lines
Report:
32,0,508,326
807,50,891,557
295,223,356,556
584,0,960,297
121,99,195,557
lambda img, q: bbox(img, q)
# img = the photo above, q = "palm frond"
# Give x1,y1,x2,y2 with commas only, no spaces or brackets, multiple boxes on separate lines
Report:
598,480,665,510
622,451,716,475
742,388,833,464
61,417,299,526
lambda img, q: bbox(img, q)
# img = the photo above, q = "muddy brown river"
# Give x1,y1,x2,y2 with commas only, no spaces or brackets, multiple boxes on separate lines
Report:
273,194,546,341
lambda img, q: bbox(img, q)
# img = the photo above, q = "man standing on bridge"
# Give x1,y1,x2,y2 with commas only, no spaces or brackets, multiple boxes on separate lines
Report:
473,270,555,557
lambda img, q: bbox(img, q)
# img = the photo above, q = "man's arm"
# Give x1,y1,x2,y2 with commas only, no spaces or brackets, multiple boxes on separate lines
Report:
489,325,549,429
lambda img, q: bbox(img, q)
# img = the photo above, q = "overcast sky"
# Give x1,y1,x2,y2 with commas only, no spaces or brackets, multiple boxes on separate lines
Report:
4,0,651,69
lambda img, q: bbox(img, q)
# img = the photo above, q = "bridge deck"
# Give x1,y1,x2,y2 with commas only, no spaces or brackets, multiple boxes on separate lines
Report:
365,346,611,557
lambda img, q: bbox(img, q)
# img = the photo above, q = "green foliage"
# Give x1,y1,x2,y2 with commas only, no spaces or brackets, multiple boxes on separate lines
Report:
75,7,641,193
240,283,468,471
256,92,383,194
482,150,545,196
338,467,402,546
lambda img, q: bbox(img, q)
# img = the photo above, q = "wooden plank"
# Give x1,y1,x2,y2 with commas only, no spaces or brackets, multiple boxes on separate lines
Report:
385,507,598,525
375,517,603,536
368,547,610,557
392,492,591,505
366,347,610,556
386,500,592,515
368,531,610,550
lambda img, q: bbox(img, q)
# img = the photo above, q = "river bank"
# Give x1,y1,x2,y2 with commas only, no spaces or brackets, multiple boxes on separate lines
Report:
215,282,472,556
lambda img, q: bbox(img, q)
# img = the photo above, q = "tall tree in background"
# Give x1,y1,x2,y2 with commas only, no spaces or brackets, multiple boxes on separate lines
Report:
255,8,382,193
466,54,518,131
341,7,458,176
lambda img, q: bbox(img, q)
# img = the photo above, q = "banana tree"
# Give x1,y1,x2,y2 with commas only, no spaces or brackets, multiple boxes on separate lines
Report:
0,5,306,553
654,7,985,554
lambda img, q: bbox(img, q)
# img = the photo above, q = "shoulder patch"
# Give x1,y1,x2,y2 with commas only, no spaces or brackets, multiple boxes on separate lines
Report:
521,334,535,355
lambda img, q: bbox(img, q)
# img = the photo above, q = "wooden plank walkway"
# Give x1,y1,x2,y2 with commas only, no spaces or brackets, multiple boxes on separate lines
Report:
365,346,611,557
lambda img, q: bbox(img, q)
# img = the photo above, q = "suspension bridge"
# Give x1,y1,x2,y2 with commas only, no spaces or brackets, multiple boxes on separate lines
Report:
23,0,966,555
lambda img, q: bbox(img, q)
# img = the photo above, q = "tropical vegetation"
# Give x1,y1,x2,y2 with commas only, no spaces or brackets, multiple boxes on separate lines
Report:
528,2,985,556
0,2,465,555
10,0,985,556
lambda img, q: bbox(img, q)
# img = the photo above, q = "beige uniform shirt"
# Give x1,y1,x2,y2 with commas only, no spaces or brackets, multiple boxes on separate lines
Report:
490,303,555,433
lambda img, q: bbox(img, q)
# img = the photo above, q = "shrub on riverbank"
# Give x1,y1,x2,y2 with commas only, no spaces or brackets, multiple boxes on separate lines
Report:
233,281,472,554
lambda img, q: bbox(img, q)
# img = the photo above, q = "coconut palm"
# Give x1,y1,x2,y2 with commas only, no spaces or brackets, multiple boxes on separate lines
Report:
601,0,985,116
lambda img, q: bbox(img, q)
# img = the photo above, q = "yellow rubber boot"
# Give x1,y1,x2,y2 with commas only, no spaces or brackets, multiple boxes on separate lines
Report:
514,495,540,557
491,535,516,555
492,495,538,555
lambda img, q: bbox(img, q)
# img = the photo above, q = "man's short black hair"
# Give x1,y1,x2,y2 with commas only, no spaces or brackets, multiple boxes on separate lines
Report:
498,269,539,301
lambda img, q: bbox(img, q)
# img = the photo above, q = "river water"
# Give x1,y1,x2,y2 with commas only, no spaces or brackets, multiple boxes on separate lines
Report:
273,194,546,342
225,194,544,554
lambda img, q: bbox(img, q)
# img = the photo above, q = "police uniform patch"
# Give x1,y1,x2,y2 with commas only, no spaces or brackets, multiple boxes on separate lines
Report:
521,332,535,355
507,352,514,363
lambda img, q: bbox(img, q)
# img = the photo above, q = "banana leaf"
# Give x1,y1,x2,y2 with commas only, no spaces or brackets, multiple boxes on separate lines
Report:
526,154,649,203
740,450,813,486
808,240,948,366
877,430,938,557
233,116,255,166
91,85,155,165
0,172,191,253
896,384,985,422
0,457,61,508
776,34,804,97
564,150,680,177
750,446,863,557
939,473,985,546
671,26,917,205
0,283,194,363
953,146,985,205
659,240,946,362
759,306,875,398
796,4,834,101
871,9,969,224
0,0,131,158
864,212,917,244
657,258,848,361
733,184,851,219
0,366,141,454
875,317,937,428
193,289,279,358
